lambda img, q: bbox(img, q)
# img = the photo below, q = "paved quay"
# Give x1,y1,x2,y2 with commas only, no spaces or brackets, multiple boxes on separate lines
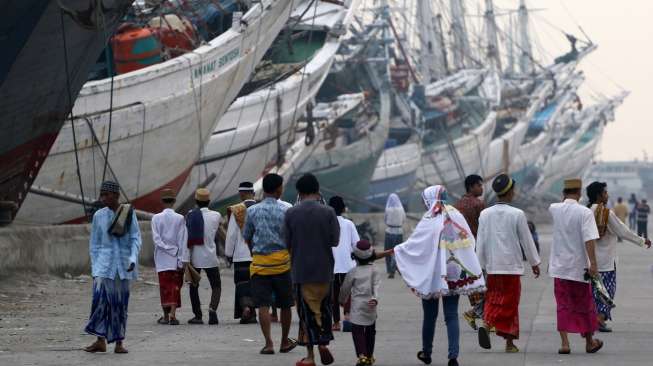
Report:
1,224,653,366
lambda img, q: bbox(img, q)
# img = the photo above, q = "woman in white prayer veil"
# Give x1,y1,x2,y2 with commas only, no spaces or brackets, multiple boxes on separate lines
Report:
384,193,406,278
393,185,485,366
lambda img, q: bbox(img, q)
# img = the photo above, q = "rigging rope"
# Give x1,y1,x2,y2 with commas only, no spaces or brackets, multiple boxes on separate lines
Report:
60,8,89,220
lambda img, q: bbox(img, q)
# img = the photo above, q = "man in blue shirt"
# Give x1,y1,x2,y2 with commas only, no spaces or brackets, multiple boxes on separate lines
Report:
84,181,141,354
243,174,296,355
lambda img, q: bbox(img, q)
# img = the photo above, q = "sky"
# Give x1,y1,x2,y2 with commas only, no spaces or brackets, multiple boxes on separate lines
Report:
492,0,653,162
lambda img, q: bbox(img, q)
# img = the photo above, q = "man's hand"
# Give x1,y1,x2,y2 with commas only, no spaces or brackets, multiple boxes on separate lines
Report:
368,299,378,308
645,239,651,249
127,262,135,272
589,262,598,278
531,265,540,278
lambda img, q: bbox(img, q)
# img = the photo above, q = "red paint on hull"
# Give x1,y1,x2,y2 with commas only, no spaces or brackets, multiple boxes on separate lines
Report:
0,132,60,218
63,165,194,224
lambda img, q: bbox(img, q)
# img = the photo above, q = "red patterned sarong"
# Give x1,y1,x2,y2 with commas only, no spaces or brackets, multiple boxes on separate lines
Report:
554,278,598,335
158,270,183,307
484,274,521,339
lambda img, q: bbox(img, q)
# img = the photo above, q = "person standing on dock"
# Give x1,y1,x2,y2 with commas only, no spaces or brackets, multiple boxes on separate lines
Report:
151,188,187,326
613,197,629,224
285,173,340,366
243,174,296,355
636,199,650,239
183,188,222,325
328,196,359,332
84,181,141,354
454,174,486,331
628,194,638,230
549,178,604,355
586,182,651,333
225,181,257,324
384,193,405,279
475,174,541,353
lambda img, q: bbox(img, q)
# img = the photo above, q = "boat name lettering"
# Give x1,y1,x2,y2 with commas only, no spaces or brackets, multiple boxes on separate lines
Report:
193,48,240,78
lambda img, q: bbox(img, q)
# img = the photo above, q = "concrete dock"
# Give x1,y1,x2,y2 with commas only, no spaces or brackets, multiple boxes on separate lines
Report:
1,224,652,365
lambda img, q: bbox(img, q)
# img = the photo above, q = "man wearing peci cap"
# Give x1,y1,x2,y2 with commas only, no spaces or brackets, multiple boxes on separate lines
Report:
151,188,187,325
548,178,603,354
84,181,141,354
476,174,541,353
182,188,222,325
225,182,258,324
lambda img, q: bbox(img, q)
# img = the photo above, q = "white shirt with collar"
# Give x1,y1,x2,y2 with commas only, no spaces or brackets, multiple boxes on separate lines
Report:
182,207,221,268
590,204,646,272
151,208,187,272
225,213,253,263
476,203,541,275
549,198,600,283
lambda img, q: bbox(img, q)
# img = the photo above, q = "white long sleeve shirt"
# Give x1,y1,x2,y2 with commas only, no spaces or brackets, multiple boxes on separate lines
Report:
549,199,600,283
224,214,253,262
182,207,221,268
333,216,359,274
476,203,541,275
151,208,187,272
590,204,646,272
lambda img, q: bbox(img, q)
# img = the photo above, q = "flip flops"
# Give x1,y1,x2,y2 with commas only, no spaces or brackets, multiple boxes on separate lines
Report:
295,359,316,366
157,317,169,325
280,338,298,353
586,339,604,354
260,347,275,355
318,345,334,365
558,348,571,355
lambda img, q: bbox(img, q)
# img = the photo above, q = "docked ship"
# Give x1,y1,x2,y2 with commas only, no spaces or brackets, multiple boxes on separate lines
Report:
0,0,133,225
15,0,295,224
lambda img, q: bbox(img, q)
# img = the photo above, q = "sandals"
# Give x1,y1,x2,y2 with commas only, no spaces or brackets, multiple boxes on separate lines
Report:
280,338,298,353
157,317,169,325
83,341,106,353
169,318,180,326
586,339,604,354
295,359,316,366
260,346,275,355
558,348,571,355
318,345,334,365
417,351,432,365
505,344,519,353
332,323,341,331
114,344,129,354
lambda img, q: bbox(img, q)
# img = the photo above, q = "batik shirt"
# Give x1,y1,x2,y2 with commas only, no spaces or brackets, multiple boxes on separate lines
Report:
243,197,289,255
454,193,485,238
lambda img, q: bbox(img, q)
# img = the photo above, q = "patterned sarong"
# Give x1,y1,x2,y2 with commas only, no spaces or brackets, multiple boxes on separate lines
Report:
554,278,599,334
296,282,334,346
85,277,130,343
593,270,617,320
484,274,521,339
158,270,183,307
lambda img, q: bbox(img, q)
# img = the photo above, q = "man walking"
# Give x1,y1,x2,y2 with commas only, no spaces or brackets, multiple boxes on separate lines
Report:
225,181,257,324
476,174,541,353
243,174,296,355
183,188,222,325
549,178,603,354
84,181,141,354
151,188,187,325
285,173,340,366
637,199,650,238
628,194,638,230
454,174,486,330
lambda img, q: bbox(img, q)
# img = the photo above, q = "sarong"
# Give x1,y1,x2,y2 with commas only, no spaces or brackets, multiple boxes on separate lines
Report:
554,278,599,334
483,274,521,339
592,270,617,320
296,283,334,346
158,270,183,308
85,277,130,343
234,261,254,319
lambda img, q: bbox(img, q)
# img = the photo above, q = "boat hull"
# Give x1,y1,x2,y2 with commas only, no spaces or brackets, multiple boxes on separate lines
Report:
0,0,133,224
16,0,294,224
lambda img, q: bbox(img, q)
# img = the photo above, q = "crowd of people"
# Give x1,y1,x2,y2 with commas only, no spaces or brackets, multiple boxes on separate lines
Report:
80,171,651,365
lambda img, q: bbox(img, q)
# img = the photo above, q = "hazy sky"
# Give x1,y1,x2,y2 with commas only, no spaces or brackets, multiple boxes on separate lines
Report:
492,0,653,162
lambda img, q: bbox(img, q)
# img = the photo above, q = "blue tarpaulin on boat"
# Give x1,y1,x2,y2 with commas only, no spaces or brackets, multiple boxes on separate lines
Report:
529,103,557,131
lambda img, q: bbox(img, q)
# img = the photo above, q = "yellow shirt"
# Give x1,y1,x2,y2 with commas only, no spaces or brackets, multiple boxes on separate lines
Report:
613,203,629,223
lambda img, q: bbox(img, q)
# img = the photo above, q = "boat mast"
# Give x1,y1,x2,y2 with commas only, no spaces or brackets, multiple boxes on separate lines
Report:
449,0,471,70
416,0,447,81
505,13,516,75
484,0,502,71
518,0,533,74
